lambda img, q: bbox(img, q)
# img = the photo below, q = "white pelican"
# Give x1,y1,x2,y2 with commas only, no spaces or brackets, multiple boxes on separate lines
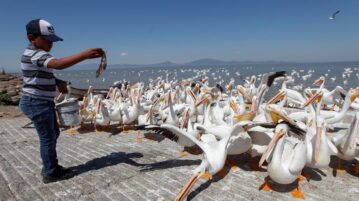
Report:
163,92,180,126
173,121,252,201
303,93,338,168
330,111,359,174
311,76,346,109
324,87,359,124
258,123,307,198
351,97,359,110
94,100,111,134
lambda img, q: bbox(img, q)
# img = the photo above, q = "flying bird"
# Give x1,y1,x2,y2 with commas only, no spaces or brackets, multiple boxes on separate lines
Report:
329,10,340,20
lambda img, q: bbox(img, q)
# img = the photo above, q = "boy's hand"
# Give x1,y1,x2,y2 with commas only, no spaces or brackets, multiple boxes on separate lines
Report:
57,81,68,93
82,48,104,59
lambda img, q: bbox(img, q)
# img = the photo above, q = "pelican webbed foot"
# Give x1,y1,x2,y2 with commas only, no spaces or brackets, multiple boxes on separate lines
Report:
291,187,305,199
354,161,359,176
335,158,346,173
259,180,272,191
225,159,239,170
68,126,78,135
135,131,142,143
95,125,100,135
201,171,212,180
179,146,188,157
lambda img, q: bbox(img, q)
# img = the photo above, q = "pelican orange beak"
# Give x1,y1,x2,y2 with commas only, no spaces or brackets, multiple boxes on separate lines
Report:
87,85,93,94
304,91,323,107
234,111,256,122
259,128,284,167
182,80,190,86
146,107,154,123
159,83,165,90
349,118,359,149
195,96,209,107
267,90,285,104
267,105,296,125
146,97,163,122
82,96,88,107
174,173,201,201
313,77,324,86
304,89,314,99
229,100,241,115
179,109,190,129
165,92,172,106
226,81,234,92
186,88,197,102
350,87,359,102
193,85,200,94
106,87,113,99
313,126,322,164
238,85,252,102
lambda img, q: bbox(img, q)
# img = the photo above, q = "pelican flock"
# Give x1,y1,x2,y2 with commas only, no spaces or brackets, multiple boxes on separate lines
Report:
59,67,359,200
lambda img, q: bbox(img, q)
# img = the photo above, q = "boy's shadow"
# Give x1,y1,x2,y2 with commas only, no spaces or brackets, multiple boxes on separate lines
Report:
140,159,201,172
69,152,145,176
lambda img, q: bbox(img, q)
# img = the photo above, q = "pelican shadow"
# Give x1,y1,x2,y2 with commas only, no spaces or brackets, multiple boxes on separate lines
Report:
69,152,145,176
259,176,301,193
329,155,358,177
302,167,326,181
187,166,232,201
143,131,166,142
140,159,201,172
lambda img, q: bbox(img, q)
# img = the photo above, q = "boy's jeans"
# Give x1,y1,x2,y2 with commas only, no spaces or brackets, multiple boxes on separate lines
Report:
19,95,60,176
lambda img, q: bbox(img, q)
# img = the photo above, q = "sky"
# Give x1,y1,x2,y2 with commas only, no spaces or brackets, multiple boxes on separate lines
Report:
1,0,359,72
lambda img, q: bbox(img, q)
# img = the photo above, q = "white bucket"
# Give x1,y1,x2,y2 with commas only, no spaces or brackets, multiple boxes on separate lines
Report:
56,100,81,126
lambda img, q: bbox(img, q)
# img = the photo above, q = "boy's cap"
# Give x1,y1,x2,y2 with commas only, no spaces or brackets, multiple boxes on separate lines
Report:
26,19,63,42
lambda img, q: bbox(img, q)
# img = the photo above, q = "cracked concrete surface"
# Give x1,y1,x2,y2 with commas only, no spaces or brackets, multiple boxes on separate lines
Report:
0,116,358,201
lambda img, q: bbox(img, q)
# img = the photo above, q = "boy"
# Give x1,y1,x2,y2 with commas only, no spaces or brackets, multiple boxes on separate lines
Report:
19,19,104,183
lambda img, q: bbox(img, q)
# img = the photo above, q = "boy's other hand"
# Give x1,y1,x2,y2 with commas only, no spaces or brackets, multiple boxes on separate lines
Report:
57,81,68,93
82,48,104,59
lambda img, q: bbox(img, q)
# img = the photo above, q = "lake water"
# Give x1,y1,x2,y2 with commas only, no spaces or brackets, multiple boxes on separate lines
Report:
55,62,359,92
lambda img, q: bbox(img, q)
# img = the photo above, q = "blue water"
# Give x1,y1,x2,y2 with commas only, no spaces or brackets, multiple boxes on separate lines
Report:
55,62,359,91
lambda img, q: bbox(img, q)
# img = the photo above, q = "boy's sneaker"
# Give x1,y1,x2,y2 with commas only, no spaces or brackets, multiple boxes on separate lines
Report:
42,165,74,184
57,164,72,174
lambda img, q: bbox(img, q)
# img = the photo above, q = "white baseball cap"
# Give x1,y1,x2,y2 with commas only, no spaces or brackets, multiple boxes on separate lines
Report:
26,19,63,42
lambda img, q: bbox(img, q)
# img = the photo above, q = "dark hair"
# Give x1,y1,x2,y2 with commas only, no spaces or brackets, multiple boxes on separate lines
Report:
28,33,40,37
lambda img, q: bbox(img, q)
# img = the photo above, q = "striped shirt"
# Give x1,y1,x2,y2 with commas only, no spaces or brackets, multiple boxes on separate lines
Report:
21,44,56,101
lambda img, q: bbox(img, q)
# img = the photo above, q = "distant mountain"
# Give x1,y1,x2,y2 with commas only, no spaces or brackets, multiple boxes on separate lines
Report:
184,58,230,66
182,58,293,66
73,58,300,70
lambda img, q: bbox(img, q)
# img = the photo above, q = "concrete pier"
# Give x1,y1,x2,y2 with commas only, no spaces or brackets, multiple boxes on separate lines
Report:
0,116,358,201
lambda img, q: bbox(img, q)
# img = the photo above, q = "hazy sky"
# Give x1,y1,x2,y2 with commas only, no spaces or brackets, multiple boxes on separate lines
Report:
1,0,358,71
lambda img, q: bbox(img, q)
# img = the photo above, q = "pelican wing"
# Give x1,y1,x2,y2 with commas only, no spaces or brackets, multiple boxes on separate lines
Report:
288,142,307,175
248,122,277,129
327,140,338,155
333,10,340,16
287,122,306,135
146,124,205,150
196,124,230,139
215,83,224,93
145,125,179,142
266,71,286,87
230,122,248,137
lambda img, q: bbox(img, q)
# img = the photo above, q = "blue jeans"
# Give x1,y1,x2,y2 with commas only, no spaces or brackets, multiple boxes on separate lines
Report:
19,95,60,176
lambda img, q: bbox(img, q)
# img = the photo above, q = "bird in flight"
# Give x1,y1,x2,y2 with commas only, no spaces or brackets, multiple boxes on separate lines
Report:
329,10,340,20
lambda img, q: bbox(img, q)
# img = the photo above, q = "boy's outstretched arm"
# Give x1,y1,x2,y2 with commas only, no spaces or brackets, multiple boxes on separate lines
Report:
47,48,104,70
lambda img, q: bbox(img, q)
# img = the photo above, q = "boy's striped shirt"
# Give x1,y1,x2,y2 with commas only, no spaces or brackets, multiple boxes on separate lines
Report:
21,44,56,101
